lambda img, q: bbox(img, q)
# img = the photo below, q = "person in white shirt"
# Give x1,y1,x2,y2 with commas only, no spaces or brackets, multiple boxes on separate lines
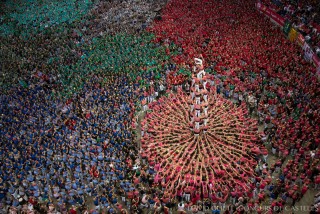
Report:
185,82,190,92
196,110,201,117
159,83,165,96
190,104,194,113
178,202,185,212
238,93,243,104
204,107,208,116
197,70,205,80
195,84,199,92
203,94,208,102
196,97,201,105
310,150,315,159
195,122,200,130
140,194,149,208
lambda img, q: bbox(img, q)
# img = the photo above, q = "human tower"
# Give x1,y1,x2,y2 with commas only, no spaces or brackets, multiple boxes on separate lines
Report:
189,58,209,135
140,58,265,194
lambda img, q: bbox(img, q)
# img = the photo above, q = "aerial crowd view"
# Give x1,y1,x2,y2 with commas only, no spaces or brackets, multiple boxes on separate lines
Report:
0,0,319,213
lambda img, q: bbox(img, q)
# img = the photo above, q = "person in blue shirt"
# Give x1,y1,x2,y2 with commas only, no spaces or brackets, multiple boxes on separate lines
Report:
93,196,100,210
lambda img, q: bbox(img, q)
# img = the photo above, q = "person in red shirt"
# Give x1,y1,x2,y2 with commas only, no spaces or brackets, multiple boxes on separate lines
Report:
28,196,37,206
258,192,265,203
218,190,229,210
69,206,77,214
230,189,237,204
315,175,320,189
301,184,308,196
260,181,266,191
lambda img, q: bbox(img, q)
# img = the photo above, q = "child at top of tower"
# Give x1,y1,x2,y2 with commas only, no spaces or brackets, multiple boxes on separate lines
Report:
194,58,206,81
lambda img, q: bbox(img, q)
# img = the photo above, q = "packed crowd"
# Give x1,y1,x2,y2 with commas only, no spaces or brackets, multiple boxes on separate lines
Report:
261,0,320,55
0,0,94,38
146,0,319,212
0,0,319,213
0,74,146,213
0,0,169,91
0,0,172,213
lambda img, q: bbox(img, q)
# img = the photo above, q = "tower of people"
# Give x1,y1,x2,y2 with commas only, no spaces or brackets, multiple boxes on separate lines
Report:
141,57,262,193
189,58,209,135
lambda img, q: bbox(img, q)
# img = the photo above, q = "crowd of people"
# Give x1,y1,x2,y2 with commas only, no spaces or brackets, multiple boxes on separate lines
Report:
146,0,320,212
0,0,319,213
0,73,146,213
261,0,320,55
0,0,170,213
141,73,264,192
0,0,168,91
